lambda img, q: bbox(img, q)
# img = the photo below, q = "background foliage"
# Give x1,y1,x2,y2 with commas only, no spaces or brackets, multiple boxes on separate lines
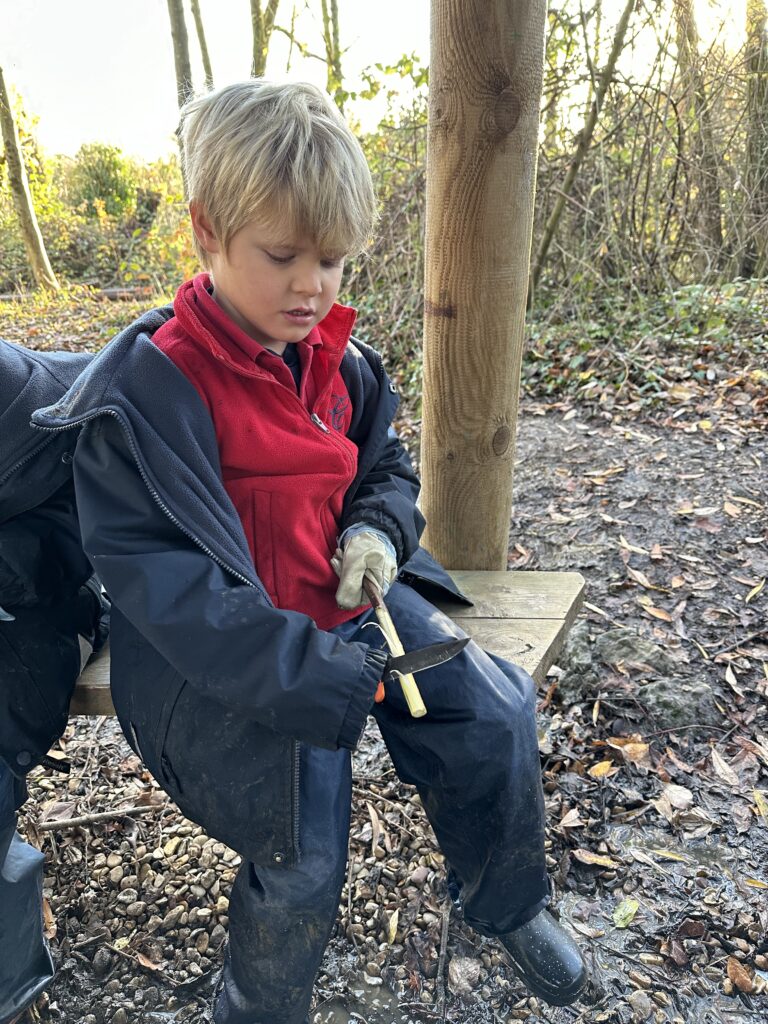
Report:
1,2,766,413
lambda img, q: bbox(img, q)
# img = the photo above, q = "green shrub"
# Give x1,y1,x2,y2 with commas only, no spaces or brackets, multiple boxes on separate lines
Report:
68,143,139,219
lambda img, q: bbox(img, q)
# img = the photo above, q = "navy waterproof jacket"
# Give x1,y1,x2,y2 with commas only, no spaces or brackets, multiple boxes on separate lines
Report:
0,340,95,773
33,309,468,863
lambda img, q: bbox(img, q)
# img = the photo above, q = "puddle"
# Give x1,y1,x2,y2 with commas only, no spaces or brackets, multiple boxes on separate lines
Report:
312,971,409,1024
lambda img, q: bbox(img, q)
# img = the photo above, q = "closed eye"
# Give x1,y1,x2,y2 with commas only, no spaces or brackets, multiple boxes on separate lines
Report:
265,250,294,264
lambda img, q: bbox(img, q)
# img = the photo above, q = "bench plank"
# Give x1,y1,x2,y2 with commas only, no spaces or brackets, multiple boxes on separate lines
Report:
71,570,585,716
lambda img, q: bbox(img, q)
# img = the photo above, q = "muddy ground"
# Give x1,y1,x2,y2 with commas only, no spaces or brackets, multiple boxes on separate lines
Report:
15,382,766,1024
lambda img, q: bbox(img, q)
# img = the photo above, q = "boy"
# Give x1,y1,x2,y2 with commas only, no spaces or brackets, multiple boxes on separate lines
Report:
1,339,108,1024
34,81,586,1023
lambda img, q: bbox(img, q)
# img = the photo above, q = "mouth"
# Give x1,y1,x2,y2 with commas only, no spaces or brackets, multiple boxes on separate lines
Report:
283,308,314,319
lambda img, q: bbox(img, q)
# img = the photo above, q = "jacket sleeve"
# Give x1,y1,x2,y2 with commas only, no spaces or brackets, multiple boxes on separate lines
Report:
341,426,426,566
0,481,92,608
73,416,387,751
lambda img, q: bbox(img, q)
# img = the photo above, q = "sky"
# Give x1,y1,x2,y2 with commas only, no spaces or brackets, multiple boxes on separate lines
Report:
2,0,746,163
2,0,431,160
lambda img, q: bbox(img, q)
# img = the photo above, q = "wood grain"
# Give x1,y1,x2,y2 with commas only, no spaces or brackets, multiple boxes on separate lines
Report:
420,0,548,569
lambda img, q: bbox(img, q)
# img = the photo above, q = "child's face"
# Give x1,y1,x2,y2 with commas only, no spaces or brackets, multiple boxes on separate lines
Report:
191,206,345,354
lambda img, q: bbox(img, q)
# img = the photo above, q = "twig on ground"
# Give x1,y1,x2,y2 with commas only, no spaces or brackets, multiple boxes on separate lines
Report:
37,804,162,831
435,902,450,1021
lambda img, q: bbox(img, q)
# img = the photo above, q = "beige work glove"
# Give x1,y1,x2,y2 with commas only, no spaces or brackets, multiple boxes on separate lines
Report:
332,529,398,610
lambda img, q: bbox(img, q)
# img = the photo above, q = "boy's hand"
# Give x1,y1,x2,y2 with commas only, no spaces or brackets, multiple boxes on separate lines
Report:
331,530,397,609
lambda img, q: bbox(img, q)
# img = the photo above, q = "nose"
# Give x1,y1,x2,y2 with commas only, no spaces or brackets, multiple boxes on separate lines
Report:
292,261,322,297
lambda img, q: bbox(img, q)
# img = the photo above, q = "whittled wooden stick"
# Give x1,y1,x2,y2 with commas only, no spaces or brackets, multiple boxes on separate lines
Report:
363,577,427,718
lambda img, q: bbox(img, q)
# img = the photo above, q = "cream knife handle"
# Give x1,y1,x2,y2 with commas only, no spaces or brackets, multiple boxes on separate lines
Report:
363,578,427,718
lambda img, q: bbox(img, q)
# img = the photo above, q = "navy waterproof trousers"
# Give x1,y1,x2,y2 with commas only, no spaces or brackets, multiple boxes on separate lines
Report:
0,766,54,1024
214,582,549,1024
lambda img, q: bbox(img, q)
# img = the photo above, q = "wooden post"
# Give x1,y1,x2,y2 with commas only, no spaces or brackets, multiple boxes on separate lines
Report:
421,1,547,570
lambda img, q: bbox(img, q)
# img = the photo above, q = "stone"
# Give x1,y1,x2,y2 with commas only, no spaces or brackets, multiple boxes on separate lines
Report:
92,947,112,978
557,623,719,727
448,955,482,995
628,989,654,1020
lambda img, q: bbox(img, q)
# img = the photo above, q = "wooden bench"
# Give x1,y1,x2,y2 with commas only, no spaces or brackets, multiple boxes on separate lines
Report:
71,571,585,716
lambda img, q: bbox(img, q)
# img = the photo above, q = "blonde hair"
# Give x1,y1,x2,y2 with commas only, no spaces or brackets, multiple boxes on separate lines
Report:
178,80,377,267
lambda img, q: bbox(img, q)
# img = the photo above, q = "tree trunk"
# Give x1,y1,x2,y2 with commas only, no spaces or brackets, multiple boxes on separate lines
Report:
251,0,280,77
190,0,214,90
742,0,768,277
167,0,194,107
320,0,344,110
420,0,547,570
530,0,635,298
0,67,59,291
673,0,723,269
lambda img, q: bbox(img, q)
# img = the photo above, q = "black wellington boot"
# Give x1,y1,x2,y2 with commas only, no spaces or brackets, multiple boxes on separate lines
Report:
499,909,587,1006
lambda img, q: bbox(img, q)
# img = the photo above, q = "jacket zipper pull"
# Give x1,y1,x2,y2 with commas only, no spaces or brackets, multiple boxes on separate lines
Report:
311,412,330,434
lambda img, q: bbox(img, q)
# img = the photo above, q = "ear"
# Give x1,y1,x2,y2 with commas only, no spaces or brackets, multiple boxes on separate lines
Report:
190,202,222,255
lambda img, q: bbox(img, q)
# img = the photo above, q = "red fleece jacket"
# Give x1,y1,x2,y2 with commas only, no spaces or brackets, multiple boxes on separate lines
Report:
152,274,365,630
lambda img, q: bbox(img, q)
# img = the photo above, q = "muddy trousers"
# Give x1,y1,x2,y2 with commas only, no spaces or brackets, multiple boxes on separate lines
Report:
0,765,54,1024
214,582,549,1024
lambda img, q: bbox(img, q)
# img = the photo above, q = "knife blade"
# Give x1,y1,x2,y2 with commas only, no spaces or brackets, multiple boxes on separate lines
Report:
387,636,469,677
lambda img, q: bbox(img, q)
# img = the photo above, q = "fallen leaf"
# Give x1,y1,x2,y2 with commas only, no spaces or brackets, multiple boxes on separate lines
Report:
667,384,697,402
629,848,671,876
42,897,56,940
746,578,765,603
388,908,399,944
676,806,716,837
366,801,381,854
136,951,163,971
649,848,691,863
727,956,755,994
711,748,740,788
728,494,763,508
693,517,723,534
559,808,585,829
40,799,78,824
753,789,768,824
627,567,661,590
619,535,649,556
744,878,768,889
653,783,694,822
725,664,746,698
723,501,741,517
571,921,606,938
639,601,673,622
674,505,719,517
612,898,639,928
606,737,651,768
572,848,620,869
589,759,620,779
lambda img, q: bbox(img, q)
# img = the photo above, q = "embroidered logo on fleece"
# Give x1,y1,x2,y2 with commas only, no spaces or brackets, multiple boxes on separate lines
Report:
330,394,350,431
